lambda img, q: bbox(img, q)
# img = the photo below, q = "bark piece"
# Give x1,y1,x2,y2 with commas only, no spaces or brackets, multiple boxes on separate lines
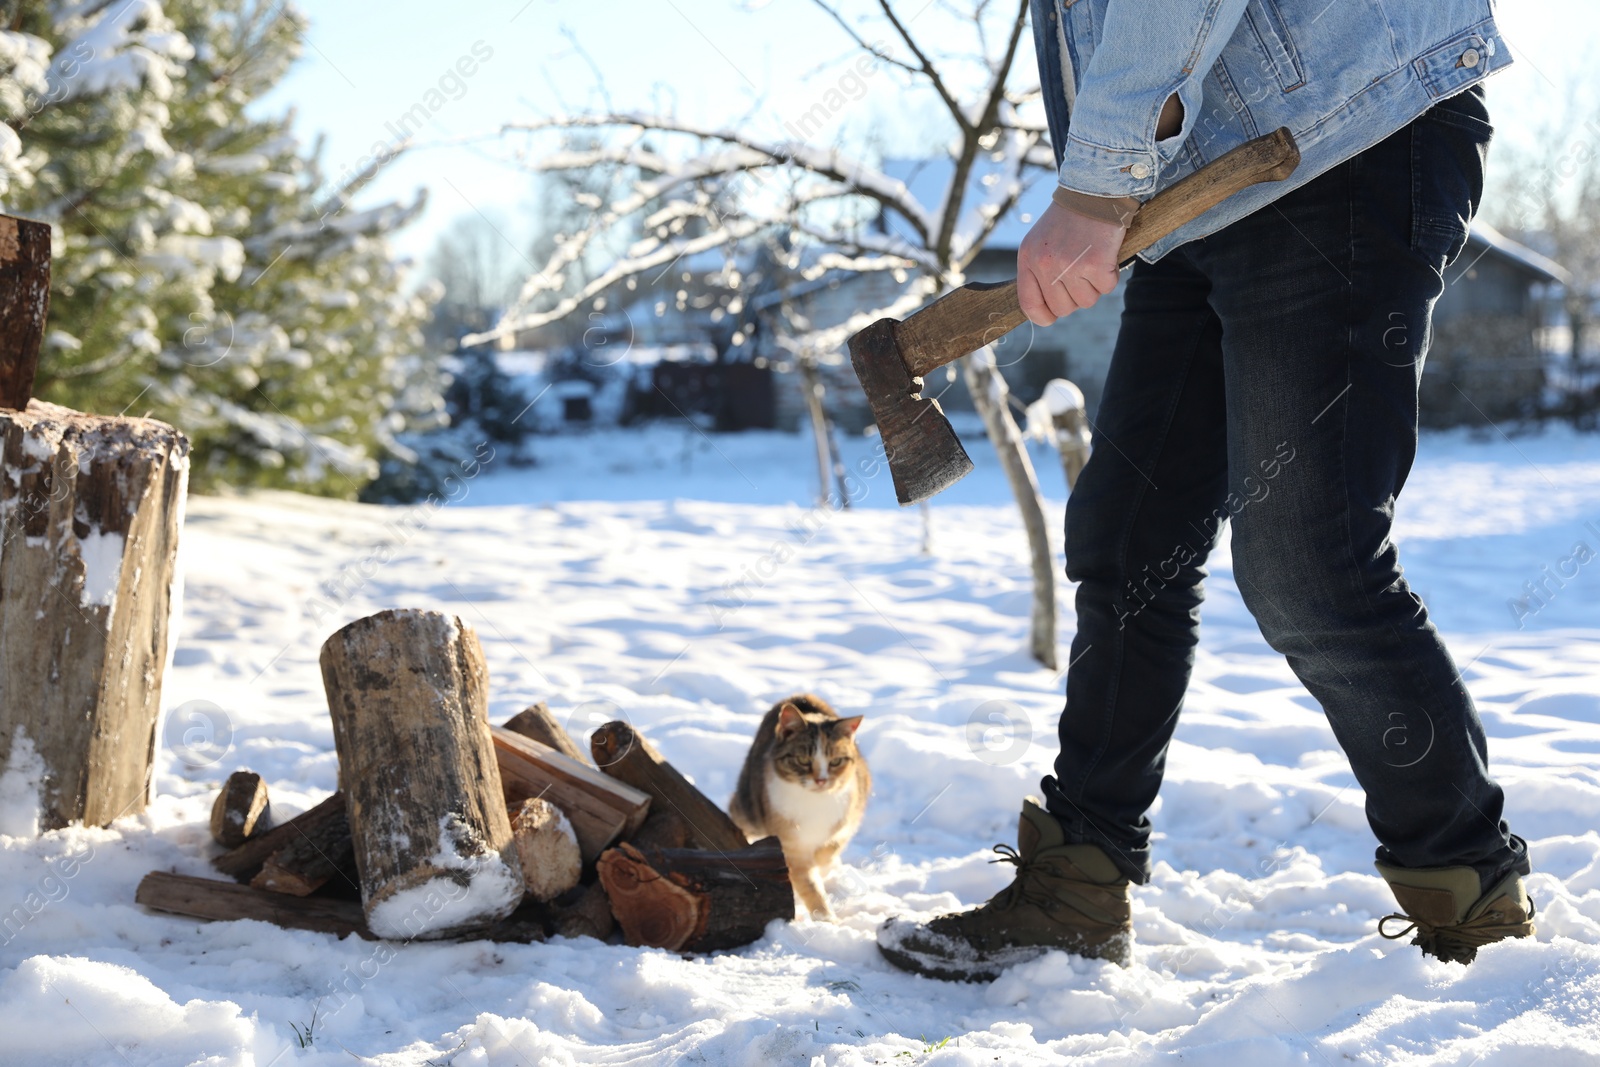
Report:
0,214,51,411
0,401,188,829
550,881,615,942
213,793,344,883
135,872,549,944
210,771,271,848
493,726,651,864
251,803,356,897
590,721,747,853
502,702,589,765
320,610,523,940
597,837,793,952
509,797,582,903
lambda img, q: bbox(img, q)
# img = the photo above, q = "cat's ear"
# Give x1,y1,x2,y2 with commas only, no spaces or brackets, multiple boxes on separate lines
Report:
835,715,863,737
775,703,806,738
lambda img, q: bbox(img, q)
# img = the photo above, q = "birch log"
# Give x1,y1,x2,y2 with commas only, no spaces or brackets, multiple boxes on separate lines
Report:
321,610,523,939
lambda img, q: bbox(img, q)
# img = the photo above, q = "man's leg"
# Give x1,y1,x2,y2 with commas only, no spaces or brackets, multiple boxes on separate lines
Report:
874,251,1236,980
1042,249,1232,883
1193,86,1524,890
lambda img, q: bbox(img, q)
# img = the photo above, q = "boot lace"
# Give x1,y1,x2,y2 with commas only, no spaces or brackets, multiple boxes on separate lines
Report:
985,844,1107,913
1378,900,1535,963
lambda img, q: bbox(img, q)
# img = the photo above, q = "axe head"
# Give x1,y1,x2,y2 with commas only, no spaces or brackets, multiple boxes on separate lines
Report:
848,317,973,506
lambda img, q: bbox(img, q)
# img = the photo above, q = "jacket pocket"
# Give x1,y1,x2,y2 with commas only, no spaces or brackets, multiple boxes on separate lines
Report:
1410,85,1491,268
1243,0,1305,92
1412,22,1500,100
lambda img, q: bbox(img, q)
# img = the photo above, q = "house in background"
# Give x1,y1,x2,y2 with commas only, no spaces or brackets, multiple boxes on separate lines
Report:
766,158,1570,433
1423,221,1568,425
487,160,1568,437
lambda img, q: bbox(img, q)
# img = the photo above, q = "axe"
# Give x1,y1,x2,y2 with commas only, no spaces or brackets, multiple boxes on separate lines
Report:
850,127,1301,505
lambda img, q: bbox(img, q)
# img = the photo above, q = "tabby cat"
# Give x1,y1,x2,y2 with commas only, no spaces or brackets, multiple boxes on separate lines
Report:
730,694,869,921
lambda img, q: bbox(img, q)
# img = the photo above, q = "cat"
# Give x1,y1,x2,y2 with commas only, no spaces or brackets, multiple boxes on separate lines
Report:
729,694,869,922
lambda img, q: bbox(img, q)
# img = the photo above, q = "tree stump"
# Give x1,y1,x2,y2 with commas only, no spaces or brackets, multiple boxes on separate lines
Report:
597,837,792,952
0,212,188,831
502,702,589,765
590,722,747,853
210,771,271,848
320,609,523,939
509,797,582,902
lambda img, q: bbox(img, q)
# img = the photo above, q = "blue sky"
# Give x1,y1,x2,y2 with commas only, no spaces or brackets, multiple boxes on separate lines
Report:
256,1,1593,270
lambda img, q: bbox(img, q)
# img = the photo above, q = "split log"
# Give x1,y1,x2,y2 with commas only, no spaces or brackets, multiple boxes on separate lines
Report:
627,809,692,851
250,803,356,897
210,771,271,848
213,793,345,883
493,726,650,864
503,702,589,765
321,609,524,939
509,797,582,903
597,836,792,952
138,871,370,939
591,722,747,853
135,871,548,944
550,881,615,942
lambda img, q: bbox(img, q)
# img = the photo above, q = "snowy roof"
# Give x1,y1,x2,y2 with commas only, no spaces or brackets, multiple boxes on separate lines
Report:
1465,222,1570,285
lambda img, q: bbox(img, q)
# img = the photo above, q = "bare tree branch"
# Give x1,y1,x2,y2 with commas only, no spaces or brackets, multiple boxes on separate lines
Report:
874,0,971,132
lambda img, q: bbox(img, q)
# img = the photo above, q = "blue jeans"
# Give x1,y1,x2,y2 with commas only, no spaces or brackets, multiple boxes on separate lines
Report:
1042,85,1527,893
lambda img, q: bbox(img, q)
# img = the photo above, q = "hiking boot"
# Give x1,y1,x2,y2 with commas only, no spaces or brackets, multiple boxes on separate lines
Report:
1377,860,1536,964
877,797,1132,981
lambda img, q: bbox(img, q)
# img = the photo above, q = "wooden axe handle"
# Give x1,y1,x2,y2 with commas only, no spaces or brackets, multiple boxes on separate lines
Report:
897,127,1300,379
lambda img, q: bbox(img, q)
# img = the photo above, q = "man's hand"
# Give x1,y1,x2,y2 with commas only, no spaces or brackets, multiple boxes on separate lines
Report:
1017,202,1126,327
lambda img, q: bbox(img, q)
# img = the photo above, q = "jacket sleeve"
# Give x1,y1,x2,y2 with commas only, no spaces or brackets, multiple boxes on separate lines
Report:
1057,0,1251,198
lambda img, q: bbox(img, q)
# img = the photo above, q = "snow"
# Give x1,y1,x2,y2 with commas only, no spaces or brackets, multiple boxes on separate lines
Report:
76,527,126,609
0,728,44,838
2,425,1599,1063
365,814,522,940
53,0,195,103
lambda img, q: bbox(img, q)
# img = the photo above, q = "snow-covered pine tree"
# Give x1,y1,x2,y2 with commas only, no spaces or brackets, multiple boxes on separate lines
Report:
2,0,444,497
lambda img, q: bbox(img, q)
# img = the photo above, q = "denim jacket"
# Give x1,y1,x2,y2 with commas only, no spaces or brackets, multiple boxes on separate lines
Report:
1029,0,1511,261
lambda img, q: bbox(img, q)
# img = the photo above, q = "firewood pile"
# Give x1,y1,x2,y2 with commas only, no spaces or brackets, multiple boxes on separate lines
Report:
135,608,793,948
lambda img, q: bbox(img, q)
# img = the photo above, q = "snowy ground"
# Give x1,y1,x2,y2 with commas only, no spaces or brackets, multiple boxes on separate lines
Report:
3,423,1600,1066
